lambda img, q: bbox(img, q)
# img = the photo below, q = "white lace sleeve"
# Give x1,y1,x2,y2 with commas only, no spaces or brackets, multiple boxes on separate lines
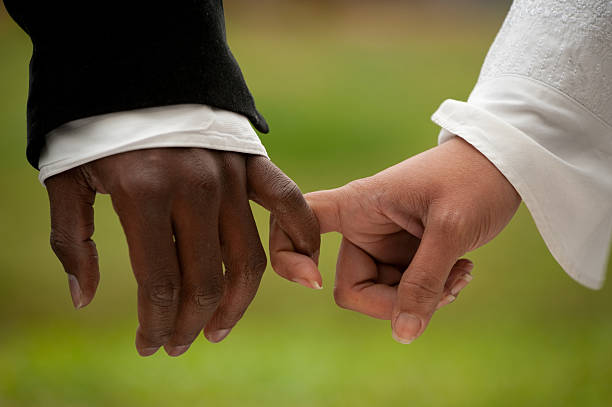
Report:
431,0,612,289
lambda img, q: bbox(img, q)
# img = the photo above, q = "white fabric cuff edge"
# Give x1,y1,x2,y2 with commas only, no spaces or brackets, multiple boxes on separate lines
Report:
39,136,269,186
431,106,607,290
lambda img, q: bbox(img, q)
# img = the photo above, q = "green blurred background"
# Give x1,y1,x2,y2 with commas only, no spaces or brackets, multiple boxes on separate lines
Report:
1,2,611,406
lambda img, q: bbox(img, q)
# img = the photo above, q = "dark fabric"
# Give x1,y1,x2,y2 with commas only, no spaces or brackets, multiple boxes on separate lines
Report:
3,0,268,169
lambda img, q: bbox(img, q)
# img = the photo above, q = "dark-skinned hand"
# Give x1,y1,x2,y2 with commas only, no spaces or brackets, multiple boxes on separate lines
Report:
46,148,319,357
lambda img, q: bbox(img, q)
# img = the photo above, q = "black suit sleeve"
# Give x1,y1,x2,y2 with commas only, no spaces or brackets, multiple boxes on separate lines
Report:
3,0,268,168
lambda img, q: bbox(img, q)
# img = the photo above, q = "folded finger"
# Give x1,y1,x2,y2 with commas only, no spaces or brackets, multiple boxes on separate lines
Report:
334,238,397,319
436,259,474,310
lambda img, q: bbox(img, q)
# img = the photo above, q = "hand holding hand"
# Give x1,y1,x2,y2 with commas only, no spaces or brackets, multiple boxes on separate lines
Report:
270,137,521,344
46,148,319,356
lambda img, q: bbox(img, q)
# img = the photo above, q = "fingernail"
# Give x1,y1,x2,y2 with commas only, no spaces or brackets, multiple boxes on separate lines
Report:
293,278,322,290
392,313,422,344
137,346,160,357
166,344,190,357
436,295,457,310
451,274,473,296
207,328,232,343
67,274,83,309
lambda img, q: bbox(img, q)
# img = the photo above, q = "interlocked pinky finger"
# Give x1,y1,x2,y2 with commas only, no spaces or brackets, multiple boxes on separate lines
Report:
436,259,474,310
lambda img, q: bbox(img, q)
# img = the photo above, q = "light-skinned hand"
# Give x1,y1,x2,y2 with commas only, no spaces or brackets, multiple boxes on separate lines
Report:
270,137,521,344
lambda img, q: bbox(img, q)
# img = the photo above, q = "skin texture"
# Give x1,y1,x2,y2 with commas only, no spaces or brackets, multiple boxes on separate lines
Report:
270,137,521,344
46,148,320,357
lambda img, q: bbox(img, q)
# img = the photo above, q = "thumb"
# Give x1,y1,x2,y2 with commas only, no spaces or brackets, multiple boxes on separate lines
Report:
391,220,463,344
246,156,322,289
46,168,99,309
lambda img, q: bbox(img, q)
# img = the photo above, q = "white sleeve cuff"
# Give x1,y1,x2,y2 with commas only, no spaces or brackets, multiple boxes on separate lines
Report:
432,75,612,289
38,104,268,185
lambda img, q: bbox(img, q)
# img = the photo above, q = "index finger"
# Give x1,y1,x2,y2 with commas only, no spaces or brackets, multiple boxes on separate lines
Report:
334,238,398,319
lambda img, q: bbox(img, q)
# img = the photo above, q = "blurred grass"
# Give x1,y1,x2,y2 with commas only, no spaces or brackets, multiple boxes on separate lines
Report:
1,3,611,407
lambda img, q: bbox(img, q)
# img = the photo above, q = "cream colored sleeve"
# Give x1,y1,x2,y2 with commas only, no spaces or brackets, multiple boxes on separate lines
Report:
431,0,612,289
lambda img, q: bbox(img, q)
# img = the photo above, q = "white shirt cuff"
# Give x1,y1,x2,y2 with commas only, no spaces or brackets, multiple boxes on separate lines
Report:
38,104,268,185
432,75,612,289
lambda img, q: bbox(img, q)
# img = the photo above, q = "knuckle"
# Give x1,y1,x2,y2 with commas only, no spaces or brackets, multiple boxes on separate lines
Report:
344,176,388,218
248,251,268,276
431,207,465,236
187,167,221,196
289,228,320,257
429,206,474,254
111,150,186,197
116,169,172,200
333,285,355,310
144,276,180,308
235,273,260,296
269,255,287,276
49,228,75,259
345,177,371,195
273,176,303,209
191,178,220,205
345,177,380,201
193,293,221,310
182,151,222,194
399,277,441,305
226,261,266,295
190,283,223,311
195,173,220,196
